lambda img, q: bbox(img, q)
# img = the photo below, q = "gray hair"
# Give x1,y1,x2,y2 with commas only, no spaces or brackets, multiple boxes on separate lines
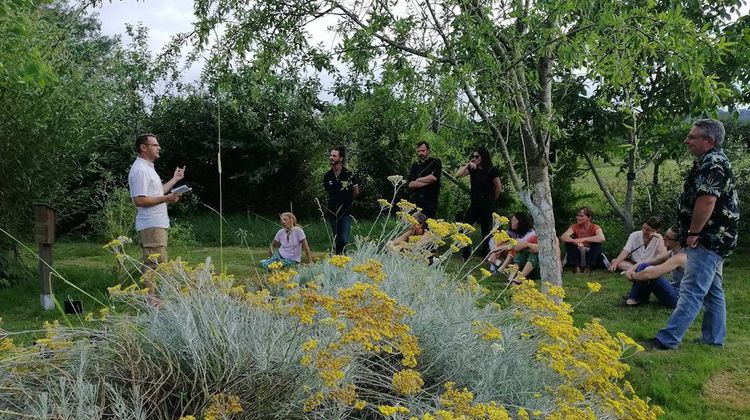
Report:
693,118,725,148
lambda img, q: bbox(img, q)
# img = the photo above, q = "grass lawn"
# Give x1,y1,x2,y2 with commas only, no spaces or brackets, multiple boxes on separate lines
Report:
2,240,748,419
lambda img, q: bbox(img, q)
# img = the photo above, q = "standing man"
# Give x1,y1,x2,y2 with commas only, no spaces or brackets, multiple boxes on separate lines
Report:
324,146,359,254
646,119,739,350
407,141,442,219
455,146,502,260
128,133,186,272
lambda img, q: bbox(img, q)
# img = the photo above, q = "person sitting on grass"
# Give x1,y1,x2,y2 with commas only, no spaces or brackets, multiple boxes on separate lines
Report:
260,212,312,269
487,212,535,274
608,216,668,273
560,206,606,273
621,226,685,307
389,212,428,248
507,234,540,284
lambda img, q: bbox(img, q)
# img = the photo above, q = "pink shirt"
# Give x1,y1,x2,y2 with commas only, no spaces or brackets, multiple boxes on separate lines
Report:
275,227,307,262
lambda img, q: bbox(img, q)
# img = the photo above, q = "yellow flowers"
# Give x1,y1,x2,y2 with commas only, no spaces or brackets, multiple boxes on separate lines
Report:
396,199,417,212
108,283,150,297
392,369,424,396
204,394,242,420
378,404,410,416
493,213,510,226
0,338,16,353
353,259,387,282
451,233,472,248
267,261,284,271
480,268,493,278
426,218,453,237
377,198,392,208
328,255,351,268
472,321,503,342
586,282,602,293
302,339,319,352
102,235,132,250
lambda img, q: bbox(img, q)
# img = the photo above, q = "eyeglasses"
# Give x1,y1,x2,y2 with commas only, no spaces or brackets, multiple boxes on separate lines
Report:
144,143,160,148
685,134,707,141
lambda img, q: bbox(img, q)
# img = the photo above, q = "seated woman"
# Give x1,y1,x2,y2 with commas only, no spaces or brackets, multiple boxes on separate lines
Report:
260,212,312,269
389,212,428,247
487,212,534,274
509,234,540,283
560,206,606,273
622,226,684,307
608,216,668,272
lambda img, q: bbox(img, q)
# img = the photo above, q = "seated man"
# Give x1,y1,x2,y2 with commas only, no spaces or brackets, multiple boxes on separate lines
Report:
560,206,606,273
622,226,684,307
608,216,668,272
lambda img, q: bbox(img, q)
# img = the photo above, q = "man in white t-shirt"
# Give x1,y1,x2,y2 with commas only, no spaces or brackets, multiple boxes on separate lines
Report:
608,216,668,272
128,133,186,272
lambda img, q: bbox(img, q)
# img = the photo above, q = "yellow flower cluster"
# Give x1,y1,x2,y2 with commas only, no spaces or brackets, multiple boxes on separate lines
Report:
353,259,387,283
328,255,351,268
471,321,503,342
511,280,663,419
267,268,298,289
396,211,420,226
451,233,472,248
397,199,418,213
0,338,16,353
108,283,150,297
492,213,510,227
377,198,392,208
204,393,243,420
454,222,476,233
392,368,424,396
426,218,454,237
378,404,410,416
102,235,132,250
426,382,510,419
267,261,284,271
587,282,602,293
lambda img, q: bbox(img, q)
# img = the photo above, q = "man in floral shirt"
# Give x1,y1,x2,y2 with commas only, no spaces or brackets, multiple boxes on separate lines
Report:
646,119,739,350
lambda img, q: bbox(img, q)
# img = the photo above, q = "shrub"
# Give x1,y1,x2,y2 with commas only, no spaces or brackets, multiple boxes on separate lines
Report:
0,213,661,419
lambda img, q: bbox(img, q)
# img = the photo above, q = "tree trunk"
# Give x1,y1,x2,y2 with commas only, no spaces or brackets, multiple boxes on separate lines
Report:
518,158,563,285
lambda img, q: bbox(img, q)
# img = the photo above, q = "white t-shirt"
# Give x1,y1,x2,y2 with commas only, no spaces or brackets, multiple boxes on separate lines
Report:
623,230,664,263
128,157,169,232
275,227,307,262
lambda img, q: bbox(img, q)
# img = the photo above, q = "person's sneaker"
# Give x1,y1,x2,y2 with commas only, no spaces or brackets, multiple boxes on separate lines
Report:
639,338,671,351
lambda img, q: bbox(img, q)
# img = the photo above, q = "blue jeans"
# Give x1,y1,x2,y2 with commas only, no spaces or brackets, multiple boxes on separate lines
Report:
327,213,353,254
260,251,297,269
627,263,679,308
656,246,726,348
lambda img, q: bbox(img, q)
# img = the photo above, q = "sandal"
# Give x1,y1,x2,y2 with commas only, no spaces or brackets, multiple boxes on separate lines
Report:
624,298,640,307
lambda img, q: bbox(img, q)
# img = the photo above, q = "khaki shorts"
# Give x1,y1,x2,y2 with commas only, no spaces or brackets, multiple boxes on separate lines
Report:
137,227,168,268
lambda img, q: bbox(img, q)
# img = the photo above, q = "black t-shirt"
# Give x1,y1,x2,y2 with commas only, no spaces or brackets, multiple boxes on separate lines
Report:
469,165,501,204
407,157,442,205
323,167,359,216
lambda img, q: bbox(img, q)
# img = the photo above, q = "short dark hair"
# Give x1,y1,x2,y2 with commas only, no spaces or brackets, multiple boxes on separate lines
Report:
332,146,346,161
644,216,662,230
135,133,157,153
416,141,430,150
577,206,594,219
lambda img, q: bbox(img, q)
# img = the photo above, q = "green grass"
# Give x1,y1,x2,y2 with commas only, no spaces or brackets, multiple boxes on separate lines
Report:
2,240,749,418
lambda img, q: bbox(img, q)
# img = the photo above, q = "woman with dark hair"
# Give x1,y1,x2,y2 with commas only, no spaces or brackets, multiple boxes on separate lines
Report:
455,147,503,260
487,212,534,273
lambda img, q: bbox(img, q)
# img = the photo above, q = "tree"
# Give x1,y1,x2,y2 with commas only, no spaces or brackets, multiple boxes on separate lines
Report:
188,0,734,284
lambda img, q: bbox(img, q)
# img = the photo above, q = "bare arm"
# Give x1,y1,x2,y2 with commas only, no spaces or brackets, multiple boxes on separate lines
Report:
162,166,186,194
353,184,360,198
630,253,687,281
301,238,313,264
609,248,630,271
643,237,668,265
492,177,502,199
269,239,281,256
133,194,178,207
560,227,575,244
587,228,606,244
455,163,471,178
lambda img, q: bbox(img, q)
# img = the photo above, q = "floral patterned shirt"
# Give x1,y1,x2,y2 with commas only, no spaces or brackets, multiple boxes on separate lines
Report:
678,148,739,257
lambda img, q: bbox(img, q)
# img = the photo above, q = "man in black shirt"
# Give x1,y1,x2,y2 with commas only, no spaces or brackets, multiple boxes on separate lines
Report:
323,146,360,254
455,146,502,260
407,141,442,219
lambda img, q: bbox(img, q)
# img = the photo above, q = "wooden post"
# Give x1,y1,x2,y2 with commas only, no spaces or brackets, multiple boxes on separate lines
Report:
34,203,56,310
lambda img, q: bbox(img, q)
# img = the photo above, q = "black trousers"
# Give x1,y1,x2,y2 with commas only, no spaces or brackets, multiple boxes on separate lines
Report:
460,202,493,260
564,242,602,268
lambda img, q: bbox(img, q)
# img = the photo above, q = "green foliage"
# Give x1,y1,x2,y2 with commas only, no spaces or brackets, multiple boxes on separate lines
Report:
149,67,326,217
90,187,136,241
